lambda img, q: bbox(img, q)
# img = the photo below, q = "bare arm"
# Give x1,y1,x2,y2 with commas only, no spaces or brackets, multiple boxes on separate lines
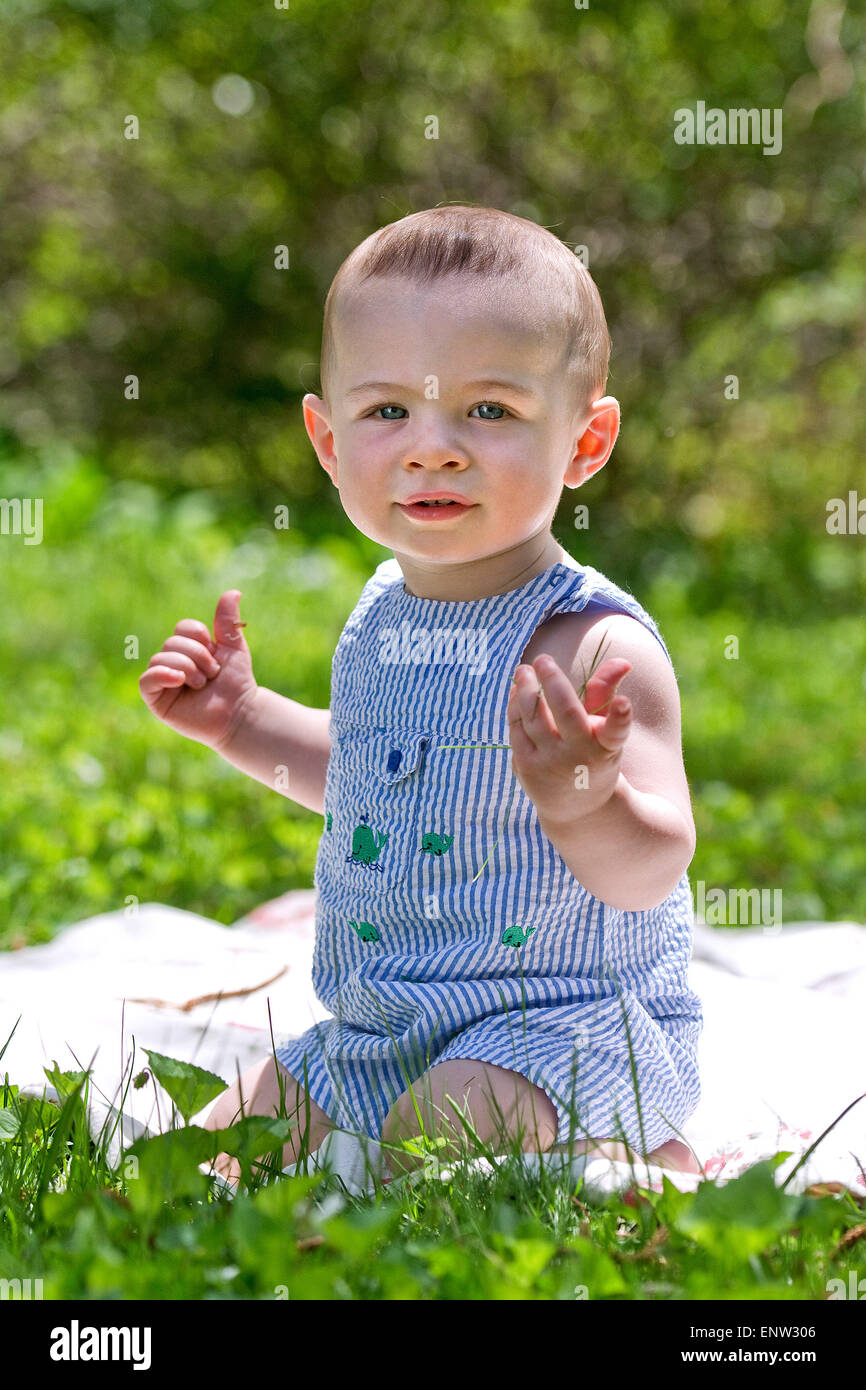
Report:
515,611,695,911
213,686,331,816
139,591,333,817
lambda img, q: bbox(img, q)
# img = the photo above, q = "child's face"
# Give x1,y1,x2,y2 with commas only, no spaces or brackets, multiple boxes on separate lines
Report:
303,272,617,585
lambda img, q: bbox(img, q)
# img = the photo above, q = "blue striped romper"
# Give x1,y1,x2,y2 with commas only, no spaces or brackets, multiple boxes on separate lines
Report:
275,548,703,1154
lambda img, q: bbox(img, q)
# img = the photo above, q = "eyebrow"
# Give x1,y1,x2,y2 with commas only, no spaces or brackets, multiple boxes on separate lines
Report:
344,378,540,400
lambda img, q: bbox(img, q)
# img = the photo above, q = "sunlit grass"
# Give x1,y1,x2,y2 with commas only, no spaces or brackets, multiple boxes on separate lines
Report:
2,1009,862,1301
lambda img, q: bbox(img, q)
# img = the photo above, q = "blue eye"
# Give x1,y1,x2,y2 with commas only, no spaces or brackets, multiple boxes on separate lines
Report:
368,401,510,421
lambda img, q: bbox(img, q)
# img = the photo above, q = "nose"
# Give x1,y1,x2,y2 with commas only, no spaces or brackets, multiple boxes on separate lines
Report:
402,428,468,471
405,455,466,471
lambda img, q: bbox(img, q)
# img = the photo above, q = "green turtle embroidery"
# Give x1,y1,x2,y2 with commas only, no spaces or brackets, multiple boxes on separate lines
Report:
420,831,453,856
346,819,389,869
348,918,380,943
325,811,332,832
501,924,535,949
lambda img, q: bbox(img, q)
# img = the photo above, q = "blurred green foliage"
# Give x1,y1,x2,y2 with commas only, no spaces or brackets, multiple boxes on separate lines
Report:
0,461,388,938
1,0,864,613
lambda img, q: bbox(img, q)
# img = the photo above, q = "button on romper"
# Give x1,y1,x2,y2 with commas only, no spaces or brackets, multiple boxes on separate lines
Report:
275,551,703,1154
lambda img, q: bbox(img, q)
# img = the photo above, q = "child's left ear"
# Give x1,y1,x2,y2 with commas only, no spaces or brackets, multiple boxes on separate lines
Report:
578,427,604,455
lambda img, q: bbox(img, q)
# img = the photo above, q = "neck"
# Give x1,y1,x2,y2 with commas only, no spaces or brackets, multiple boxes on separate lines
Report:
395,531,566,600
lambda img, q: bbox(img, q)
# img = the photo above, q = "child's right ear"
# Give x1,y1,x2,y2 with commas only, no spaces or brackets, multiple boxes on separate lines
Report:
301,393,338,484
301,391,326,428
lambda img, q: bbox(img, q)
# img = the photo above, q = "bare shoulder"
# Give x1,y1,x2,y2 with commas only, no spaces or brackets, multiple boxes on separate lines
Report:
522,605,694,835
523,604,678,707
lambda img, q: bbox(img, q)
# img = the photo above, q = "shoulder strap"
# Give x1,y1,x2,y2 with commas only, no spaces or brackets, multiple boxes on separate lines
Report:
548,559,675,669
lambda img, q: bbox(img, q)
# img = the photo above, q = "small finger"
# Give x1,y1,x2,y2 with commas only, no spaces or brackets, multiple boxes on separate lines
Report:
587,692,630,717
146,651,207,688
514,665,544,712
160,634,222,678
173,618,217,654
507,707,537,754
531,654,590,741
510,668,556,739
594,704,632,755
599,698,631,732
140,667,186,695
582,659,633,714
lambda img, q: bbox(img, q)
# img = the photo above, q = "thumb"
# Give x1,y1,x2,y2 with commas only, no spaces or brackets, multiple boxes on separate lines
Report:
213,589,249,653
582,658,631,716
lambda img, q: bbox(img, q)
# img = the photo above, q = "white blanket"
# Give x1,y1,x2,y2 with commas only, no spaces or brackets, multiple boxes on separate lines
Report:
3,891,864,1199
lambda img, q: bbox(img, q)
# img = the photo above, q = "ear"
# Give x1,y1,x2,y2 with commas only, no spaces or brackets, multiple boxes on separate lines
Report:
563,396,620,488
302,392,339,485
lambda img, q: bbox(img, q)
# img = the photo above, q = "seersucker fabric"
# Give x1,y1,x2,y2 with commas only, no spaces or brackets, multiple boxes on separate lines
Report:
275,547,703,1153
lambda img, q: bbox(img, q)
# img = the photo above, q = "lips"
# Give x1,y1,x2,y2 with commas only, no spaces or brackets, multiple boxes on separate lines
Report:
397,497,477,519
400,493,476,506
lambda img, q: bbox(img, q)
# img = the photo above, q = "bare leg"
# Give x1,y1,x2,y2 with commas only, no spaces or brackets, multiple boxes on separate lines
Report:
645,1138,702,1173
201,1054,336,1186
381,1058,558,1179
553,1135,702,1174
380,1057,702,1179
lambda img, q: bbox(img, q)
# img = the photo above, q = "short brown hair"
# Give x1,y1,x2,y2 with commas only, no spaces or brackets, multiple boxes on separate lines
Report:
319,204,610,413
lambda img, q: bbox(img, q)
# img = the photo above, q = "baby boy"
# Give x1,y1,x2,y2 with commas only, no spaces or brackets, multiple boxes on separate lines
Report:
140,205,703,1185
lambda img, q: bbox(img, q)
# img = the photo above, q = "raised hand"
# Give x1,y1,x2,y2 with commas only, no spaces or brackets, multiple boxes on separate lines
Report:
506,651,633,827
138,590,258,751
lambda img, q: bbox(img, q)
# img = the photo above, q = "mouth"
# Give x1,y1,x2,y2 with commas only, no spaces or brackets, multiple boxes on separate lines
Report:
397,497,477,520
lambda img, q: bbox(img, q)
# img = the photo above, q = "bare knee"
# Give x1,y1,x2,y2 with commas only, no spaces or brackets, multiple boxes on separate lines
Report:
647,1138,702,1173
559,1136,701,1174
202,1055,335,1183
381,1059,558,1175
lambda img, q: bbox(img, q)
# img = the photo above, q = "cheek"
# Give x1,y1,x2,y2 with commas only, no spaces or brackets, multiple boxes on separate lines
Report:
340,448,388,495
492,455,553,503
337,458,395,532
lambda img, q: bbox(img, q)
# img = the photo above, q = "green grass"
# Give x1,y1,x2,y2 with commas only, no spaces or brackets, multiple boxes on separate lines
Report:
0,467,385,943
1,461,865,1299
2,1021,862,1302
